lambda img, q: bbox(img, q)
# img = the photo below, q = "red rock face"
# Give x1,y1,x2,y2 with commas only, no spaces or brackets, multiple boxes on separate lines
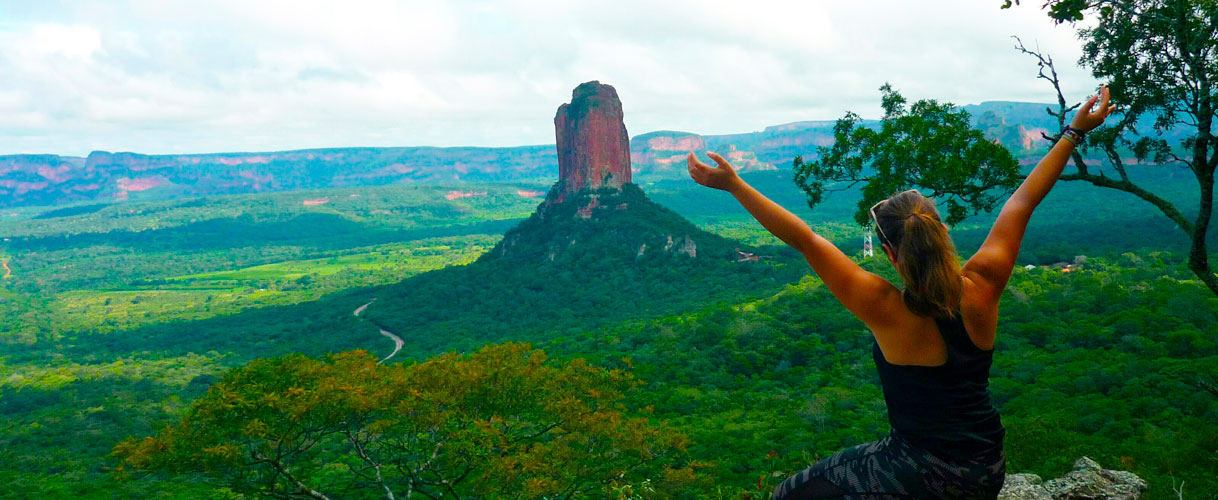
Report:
552,81,631,202
645,134,705,151
0,144,560,208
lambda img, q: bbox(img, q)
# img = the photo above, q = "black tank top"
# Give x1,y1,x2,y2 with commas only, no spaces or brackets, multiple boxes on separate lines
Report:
872,313,1005,458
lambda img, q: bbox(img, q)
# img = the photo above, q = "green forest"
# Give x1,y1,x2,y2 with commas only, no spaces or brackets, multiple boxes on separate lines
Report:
1,157,1215,498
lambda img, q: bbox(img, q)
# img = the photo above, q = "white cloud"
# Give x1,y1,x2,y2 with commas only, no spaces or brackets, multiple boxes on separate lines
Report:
0,0,1098,155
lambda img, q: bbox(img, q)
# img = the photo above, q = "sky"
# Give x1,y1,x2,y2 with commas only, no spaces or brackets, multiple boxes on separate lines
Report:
0,0,1099,156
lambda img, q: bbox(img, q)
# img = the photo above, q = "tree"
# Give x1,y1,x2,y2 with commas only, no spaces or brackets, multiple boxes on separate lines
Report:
113,343,697,499
792,84,1022,226
1000,0,1108,22
1007,0,1218,294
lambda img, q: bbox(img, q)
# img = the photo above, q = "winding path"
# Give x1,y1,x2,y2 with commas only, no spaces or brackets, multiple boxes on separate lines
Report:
353,298,404,364
1,259,10,279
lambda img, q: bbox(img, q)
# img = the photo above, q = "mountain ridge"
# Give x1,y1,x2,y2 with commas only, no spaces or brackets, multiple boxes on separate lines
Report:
0,100,1180,209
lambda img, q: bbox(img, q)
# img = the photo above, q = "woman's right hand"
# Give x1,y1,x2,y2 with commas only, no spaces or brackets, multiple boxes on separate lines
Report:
1070,86,1115,132
687,152,743,192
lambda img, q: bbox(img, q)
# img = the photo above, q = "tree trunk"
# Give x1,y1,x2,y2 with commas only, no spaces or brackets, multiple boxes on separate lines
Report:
1188,71,1216,295
1187,169,1217,295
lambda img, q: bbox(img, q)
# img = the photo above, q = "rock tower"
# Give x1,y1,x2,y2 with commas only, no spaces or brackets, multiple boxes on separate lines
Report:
551,81,631,203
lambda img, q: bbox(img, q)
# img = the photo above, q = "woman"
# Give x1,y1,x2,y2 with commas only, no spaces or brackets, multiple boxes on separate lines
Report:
687,87,1114,499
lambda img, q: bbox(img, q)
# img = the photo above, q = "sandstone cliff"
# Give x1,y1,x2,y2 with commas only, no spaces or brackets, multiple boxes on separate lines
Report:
630,131,777,176
551,81,631,203
0,146,559,208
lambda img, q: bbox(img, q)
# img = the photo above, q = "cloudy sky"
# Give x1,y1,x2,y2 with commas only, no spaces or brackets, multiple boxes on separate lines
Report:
0,0,1098,156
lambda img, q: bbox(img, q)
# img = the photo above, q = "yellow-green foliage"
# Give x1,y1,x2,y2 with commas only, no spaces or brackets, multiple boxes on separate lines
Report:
29,235,498,335
114,343,700,499
2,353,226,391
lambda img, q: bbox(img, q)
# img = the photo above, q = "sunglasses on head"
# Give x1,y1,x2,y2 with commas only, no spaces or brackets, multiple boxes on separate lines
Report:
869,189,920,245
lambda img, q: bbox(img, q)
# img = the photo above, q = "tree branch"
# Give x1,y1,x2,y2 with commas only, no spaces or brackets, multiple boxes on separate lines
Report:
344,429,397,500
1059,167,1193,235
252,452,333,500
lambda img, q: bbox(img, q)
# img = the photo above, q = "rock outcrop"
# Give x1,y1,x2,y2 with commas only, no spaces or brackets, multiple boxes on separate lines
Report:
551,81,631,203
998,457,1147,500
630,131,776,176
486,82,744,264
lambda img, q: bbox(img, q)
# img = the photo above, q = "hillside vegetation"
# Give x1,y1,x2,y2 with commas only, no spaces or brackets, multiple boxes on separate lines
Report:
0,166,1214,498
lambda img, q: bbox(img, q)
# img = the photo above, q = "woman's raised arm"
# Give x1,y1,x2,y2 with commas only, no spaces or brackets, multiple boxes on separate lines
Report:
962,87,1115,298
687,152,899,325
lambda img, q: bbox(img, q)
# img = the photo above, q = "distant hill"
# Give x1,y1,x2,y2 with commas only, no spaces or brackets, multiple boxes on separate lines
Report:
0,101,1186,209
0,146,557,209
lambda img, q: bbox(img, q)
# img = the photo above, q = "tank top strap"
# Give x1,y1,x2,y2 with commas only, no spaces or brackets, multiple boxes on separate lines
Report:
932,313,987,362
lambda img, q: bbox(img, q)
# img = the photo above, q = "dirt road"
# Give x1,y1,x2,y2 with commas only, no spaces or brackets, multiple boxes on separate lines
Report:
353,298,404,363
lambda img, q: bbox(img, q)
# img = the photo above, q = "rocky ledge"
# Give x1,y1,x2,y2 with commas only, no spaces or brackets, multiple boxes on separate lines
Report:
998,457,1147,500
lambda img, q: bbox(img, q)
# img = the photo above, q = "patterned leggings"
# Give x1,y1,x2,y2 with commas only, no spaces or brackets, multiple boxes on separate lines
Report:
771,432,1005,500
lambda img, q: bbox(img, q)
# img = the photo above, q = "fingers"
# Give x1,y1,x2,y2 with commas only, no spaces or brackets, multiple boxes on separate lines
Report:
687,152,710,184
1097,86,1111,114
687,152,711,172
706,152,735,171
1080,93,1099,114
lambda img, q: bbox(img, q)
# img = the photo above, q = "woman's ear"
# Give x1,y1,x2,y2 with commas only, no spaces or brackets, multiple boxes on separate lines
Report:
883,243,897,265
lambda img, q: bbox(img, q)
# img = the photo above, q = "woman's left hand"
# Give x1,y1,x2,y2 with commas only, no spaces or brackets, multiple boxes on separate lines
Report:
1070,86,1116,132
687,152,742,192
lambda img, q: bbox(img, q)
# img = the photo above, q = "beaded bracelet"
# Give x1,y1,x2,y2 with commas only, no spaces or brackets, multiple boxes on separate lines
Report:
1061,126,1085,146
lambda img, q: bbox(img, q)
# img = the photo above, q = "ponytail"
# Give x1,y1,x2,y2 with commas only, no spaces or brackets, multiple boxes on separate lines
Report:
897,211,962,318
874,191,962,318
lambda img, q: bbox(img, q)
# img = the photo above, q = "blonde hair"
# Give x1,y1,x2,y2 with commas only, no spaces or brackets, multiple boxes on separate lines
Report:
873,191,962,318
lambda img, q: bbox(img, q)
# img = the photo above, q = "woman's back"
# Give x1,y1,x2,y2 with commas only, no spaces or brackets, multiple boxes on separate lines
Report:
872,312,1005,458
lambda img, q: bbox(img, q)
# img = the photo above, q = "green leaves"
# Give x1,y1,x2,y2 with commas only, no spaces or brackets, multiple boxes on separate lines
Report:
1000,0,1101,23
112,343,697,499
792,84,1021,226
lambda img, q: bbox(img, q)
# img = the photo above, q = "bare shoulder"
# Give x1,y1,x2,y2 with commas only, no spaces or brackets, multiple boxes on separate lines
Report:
848,273,905,329
961,258,1006,302
864,282,940,365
